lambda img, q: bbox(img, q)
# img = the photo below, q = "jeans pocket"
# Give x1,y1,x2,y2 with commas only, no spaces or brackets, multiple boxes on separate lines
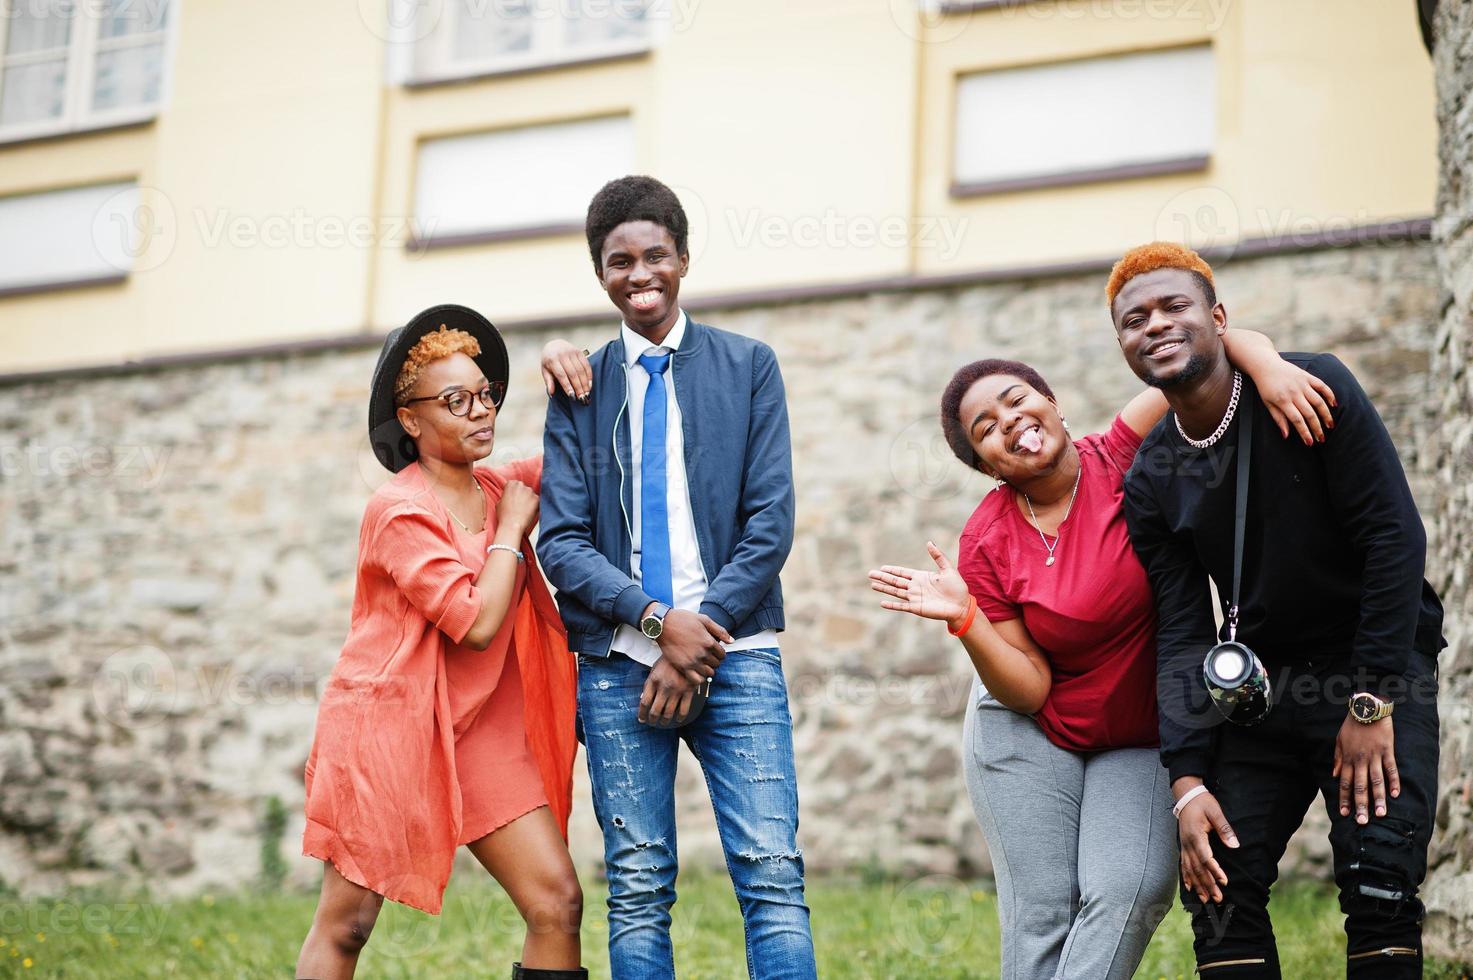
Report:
724,645,781,666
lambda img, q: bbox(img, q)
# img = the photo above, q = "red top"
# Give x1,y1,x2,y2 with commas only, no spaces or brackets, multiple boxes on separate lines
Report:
957,415,1159,751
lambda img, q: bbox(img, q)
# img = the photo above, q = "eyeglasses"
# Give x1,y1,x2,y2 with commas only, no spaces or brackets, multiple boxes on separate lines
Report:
400,382,506,416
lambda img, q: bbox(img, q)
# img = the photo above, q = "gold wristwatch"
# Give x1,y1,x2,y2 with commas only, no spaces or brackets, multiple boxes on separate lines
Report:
1349,692,1394,724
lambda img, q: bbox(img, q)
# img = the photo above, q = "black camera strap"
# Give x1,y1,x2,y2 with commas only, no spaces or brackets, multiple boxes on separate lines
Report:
1227,394,1253,642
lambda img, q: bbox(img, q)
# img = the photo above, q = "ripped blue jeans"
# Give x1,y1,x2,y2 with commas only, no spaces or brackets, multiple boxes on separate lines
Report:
576,647,817,980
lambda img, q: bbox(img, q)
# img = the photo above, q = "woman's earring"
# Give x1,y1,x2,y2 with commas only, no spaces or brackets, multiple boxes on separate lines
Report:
1062,417,1070,432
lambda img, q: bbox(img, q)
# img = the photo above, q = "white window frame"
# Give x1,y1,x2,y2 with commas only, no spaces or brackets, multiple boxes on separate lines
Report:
400,0,656,86
411,113,636,247
0,179,139,297
0,0,178,145
951,44,1215,196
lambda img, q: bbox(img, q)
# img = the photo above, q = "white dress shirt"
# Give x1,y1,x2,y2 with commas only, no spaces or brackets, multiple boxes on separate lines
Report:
610,310,780,664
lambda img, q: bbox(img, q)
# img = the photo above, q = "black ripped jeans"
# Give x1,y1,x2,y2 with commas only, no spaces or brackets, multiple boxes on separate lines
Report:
1184,651,1440,979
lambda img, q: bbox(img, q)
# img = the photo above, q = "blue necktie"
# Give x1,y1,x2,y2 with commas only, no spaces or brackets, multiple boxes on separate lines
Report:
638,351,674,606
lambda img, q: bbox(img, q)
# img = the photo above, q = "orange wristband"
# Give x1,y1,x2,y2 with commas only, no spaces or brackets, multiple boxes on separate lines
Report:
948,595,978,637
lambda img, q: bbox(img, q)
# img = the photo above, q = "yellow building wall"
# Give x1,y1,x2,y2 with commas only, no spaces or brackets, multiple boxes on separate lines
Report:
0,1,385,371
0,0,1438,373
369,0,920,329
914,0,1437,274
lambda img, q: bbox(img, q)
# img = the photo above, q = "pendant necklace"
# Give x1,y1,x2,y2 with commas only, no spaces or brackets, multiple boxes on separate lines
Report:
1022,457,1082,567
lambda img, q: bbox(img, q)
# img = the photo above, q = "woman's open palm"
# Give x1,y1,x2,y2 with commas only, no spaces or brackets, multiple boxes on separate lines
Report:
869,542,972,625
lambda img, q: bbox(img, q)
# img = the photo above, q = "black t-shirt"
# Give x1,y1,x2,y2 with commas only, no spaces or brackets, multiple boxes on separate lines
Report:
1122,352,1445,783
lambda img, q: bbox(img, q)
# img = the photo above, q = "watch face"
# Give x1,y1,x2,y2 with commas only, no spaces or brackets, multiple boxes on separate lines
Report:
641,617,662,639
1352,696,1376,721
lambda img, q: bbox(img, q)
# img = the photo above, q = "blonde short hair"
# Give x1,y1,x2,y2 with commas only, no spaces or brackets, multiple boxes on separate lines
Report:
393,325,482,405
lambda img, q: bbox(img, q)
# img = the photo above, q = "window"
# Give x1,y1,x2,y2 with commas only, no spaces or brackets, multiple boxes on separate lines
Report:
404,0,654,84
0,0,174,143
413,115,635,246
0,181,141,295
953,45,1215,195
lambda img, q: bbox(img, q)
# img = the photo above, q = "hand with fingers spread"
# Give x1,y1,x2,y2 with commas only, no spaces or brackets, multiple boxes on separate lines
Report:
1333,714,1399,825
539,339,593,403
1255,358,1338,446
1173,776,1240,905
868,541,974,631
869,541,1052,713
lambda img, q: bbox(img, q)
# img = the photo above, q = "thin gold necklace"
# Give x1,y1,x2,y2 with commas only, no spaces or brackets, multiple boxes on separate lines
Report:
443,477,484,533
1021,456,1083,567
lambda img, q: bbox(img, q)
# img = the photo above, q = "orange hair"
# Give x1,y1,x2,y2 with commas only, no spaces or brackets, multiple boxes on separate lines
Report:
393,325,482,404
1105,241,1215,308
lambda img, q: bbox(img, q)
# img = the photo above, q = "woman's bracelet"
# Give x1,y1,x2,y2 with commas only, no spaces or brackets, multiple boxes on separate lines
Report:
948,595,979,637
1172,784,1211,819
486,543,524,563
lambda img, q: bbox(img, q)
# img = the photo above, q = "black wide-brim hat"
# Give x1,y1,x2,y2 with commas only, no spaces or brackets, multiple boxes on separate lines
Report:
368,304,510,473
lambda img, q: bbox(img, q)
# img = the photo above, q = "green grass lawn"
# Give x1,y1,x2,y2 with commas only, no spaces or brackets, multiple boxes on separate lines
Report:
0,872,1467,978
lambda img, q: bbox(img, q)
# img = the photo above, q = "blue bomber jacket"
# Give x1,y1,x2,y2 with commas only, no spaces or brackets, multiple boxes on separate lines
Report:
537,318,794,657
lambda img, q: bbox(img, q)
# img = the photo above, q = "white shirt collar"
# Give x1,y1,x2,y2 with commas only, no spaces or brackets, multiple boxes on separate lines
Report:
621,310,688,369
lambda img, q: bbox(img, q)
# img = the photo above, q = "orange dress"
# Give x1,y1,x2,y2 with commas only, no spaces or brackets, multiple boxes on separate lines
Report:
301,456,577,914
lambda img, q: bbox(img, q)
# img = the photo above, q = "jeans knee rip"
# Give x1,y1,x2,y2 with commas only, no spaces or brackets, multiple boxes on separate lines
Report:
736,848,803,864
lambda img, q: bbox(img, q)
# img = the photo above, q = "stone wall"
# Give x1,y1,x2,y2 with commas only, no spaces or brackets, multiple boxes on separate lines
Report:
0,241,1451,913
1423,0,1473,960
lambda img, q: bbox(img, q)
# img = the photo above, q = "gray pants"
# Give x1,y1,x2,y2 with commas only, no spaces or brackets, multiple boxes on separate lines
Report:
963,687,1178,980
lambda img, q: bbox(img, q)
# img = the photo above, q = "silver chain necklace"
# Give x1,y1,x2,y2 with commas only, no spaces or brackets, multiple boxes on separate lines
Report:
1022,456,1083,567
1175,370,1242,449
